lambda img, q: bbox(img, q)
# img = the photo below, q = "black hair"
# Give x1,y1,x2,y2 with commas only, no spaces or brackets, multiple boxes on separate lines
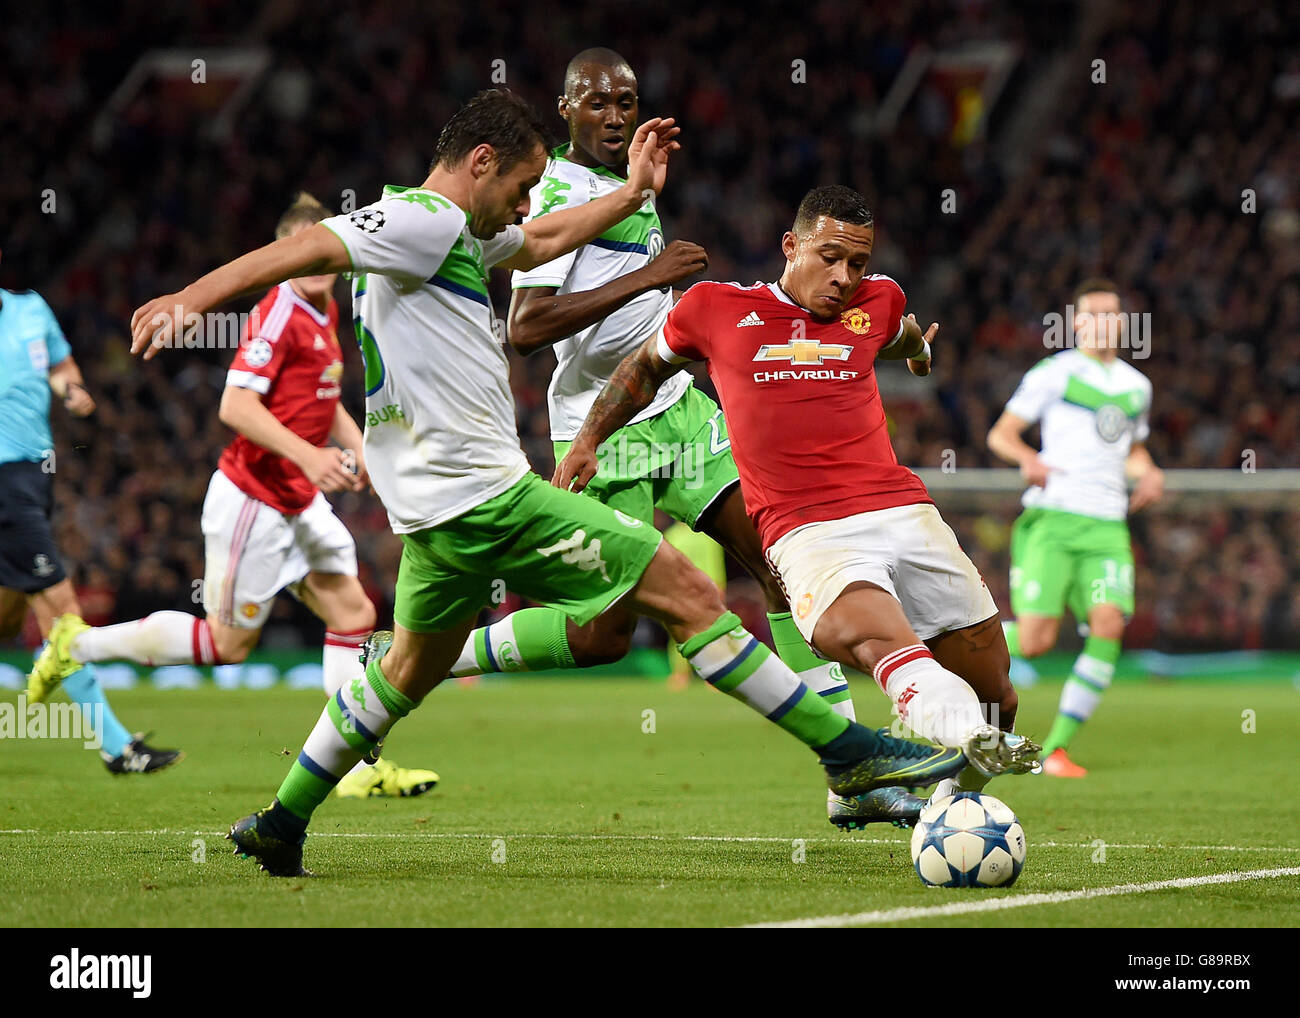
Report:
792,185,874,236
431,89,549,174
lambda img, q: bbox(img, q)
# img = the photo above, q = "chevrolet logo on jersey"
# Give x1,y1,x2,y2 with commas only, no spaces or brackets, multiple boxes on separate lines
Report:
753,339,853,364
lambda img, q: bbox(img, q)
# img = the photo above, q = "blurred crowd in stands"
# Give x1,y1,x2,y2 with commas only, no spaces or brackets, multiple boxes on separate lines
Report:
3,0,1297,651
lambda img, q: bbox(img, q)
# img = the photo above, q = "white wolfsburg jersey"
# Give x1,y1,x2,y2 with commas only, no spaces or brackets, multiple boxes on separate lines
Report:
321,186,528,533
512,146,691,440
1004,348,1153,521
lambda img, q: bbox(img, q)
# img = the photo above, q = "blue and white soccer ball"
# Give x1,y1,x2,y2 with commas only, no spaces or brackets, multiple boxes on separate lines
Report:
910,792,1026,888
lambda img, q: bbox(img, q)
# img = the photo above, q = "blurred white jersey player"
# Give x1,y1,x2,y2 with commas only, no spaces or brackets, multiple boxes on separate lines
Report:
29,194,438,798
987,278,1163,777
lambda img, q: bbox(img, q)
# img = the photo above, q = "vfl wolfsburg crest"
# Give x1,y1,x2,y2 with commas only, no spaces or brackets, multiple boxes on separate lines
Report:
647,226,665,259
1095,403,1129,443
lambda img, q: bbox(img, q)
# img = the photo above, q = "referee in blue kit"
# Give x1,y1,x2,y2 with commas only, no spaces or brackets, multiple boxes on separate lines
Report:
1,249,181,773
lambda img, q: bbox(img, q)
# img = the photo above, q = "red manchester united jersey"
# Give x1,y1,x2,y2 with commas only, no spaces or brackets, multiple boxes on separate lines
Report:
658,276,932,549
218,282,343,515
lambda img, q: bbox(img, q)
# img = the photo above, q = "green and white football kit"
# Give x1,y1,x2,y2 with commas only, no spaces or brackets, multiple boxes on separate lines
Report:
320,186,661,630
452,148,852,725
515,144,739,527
1000,348,1153,758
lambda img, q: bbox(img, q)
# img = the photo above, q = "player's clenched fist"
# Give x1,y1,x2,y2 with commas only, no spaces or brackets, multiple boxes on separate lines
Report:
299,446,363,494
552,441,600,495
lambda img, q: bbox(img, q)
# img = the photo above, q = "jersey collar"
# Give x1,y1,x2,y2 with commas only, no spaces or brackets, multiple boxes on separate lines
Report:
555,142,628,182
767,281,799,307
279,281,331,327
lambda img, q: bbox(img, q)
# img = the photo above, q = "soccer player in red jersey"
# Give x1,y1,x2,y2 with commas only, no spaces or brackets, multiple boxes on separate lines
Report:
30,194,439,798
557,185,1042,800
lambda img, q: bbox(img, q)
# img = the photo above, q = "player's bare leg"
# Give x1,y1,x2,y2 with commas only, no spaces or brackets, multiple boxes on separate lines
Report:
1008,613,1061,659
367,618,477,702
812,582,1037,784
206,616,261,664
28,577,80,638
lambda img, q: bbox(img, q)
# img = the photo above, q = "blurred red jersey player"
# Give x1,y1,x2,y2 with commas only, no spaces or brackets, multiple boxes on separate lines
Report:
34,193,439,798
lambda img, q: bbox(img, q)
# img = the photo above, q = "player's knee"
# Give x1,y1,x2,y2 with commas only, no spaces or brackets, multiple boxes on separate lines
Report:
1089,608,1125,641
210,625,255,664
1018,628,1055,659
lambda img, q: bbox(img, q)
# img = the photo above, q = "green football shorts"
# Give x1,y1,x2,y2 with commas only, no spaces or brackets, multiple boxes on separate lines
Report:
394,471,662,633
1009,507,1135,621
553,385,740,530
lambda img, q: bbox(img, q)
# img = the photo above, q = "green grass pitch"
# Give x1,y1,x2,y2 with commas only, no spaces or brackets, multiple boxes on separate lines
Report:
2,676,1298,927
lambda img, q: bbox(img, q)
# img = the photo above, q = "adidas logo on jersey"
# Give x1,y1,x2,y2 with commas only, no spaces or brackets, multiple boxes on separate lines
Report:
737,311,765,327
313,334,326,350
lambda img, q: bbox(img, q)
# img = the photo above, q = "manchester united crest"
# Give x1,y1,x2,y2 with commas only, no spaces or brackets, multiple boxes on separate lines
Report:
840,308,871,335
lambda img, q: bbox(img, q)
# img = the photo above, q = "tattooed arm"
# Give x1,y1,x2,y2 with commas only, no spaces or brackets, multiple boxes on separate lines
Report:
552,334,680,493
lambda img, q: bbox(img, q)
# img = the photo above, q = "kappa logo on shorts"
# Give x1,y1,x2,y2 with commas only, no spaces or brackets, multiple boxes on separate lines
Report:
537,529,611,582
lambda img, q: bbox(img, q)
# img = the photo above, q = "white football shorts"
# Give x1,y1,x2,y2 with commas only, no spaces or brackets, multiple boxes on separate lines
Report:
200,469,357,629
765,502,998,647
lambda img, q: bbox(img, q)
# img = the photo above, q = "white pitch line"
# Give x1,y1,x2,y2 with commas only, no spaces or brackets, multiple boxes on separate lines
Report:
745,867,1300,928
0,828,1298,854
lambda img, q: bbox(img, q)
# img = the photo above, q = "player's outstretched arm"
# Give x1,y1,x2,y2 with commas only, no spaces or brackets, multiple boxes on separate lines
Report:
48,356,95,417
130,225,350,360
499,118,681,272
1125,443,1164,512
508,239,707,356
552,335,680,493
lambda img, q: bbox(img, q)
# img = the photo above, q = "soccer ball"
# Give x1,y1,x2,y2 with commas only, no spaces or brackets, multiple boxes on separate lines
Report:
910,792,1026,888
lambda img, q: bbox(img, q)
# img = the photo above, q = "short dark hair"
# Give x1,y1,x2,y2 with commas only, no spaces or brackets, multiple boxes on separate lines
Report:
1073,277,1121,304
431,89,549,174
563,47,634,98
792,185,874,236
